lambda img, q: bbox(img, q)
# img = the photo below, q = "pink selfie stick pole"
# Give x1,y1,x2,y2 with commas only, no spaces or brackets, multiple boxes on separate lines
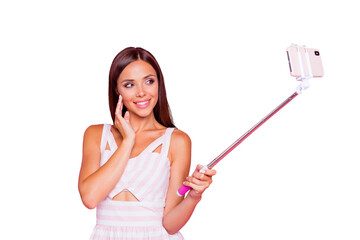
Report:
177,91,299,197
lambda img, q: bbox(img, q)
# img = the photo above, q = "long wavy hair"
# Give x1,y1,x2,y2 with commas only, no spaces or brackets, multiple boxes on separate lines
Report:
108,47,175,128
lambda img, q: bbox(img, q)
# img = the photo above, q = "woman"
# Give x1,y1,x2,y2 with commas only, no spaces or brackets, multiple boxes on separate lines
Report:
78,47,216,239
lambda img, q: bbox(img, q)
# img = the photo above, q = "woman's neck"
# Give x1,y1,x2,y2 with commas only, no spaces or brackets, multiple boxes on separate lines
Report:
129,112,163,133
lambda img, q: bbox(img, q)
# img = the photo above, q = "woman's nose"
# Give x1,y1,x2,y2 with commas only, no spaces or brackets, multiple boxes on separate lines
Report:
136,86,145,97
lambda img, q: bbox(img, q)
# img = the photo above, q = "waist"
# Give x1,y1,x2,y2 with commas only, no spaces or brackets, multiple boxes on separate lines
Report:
96,199,165,227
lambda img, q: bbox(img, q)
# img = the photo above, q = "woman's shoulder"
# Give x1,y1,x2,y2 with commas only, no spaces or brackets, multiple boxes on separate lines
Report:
84,124,106,133
168,128,191,164
83,124,108,142
170,128,191,148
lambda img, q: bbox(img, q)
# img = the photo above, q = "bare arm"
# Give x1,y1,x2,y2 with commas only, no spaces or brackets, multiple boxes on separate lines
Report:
162,130,216,234
78,95,135,209
78,125,134,209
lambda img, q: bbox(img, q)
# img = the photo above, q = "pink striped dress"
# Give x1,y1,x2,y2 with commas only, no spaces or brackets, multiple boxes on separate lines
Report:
90,124,184,240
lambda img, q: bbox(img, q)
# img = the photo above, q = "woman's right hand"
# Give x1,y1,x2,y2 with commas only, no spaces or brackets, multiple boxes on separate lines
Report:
114,95,135,144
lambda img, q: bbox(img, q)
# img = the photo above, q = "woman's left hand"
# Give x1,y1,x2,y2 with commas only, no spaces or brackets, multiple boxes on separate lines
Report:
183,164,217,200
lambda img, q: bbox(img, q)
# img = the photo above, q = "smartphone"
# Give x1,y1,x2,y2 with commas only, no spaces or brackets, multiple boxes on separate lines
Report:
286,45,324,78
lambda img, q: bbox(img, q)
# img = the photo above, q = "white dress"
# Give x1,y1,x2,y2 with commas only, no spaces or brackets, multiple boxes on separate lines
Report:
89,124,184,240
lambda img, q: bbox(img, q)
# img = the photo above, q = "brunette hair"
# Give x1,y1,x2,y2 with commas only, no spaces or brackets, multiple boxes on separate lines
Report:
108,47,175,128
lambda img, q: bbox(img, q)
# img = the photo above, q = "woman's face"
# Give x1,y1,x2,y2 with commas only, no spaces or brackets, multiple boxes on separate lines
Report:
117,60,159,118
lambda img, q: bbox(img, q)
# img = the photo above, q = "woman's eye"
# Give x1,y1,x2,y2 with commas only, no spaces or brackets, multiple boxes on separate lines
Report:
146,79,154,84
124,83,133,88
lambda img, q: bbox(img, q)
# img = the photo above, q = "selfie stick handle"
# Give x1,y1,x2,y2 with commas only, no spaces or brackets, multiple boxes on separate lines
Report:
177,91,299,197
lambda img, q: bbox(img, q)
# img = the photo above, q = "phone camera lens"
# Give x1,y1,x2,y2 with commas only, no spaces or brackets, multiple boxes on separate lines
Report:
315,51,320,56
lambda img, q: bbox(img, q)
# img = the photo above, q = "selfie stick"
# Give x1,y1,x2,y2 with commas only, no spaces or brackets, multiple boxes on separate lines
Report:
177,45,313,197
176,92,299,196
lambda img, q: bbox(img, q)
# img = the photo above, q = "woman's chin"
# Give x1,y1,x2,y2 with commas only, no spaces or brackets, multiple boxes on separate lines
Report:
128,109,154,119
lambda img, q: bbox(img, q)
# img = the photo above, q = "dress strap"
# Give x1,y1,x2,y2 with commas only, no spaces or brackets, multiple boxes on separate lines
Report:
107,125,118,153
160,128,175,160
100,124,110,153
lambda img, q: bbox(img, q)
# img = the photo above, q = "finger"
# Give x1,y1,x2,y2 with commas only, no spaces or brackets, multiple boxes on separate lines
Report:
124,111,130,122
195,164,204,171
203,168,217,177
187,176,212,187
194,164,216,176
186,176,201,186
184,179,207,194
115,95,123,117
120,95,123,112
192,171,211,181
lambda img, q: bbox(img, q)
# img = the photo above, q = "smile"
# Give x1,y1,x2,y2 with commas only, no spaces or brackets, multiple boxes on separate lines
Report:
134,99,151,109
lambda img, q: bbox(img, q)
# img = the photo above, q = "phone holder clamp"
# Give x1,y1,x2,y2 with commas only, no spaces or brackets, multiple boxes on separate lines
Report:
293,44,314,94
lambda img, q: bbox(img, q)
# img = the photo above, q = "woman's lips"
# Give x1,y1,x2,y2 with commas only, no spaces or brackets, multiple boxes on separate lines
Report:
134,99,151,109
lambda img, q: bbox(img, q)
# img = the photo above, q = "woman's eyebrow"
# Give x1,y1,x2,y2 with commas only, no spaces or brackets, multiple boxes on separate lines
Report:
120,79,134,83
120,74,156,83
143,74,156,79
